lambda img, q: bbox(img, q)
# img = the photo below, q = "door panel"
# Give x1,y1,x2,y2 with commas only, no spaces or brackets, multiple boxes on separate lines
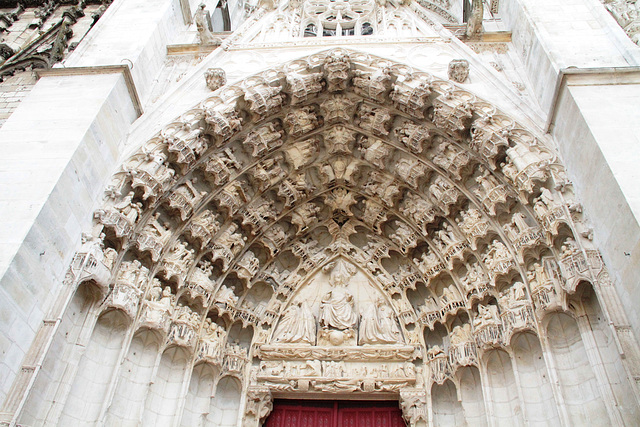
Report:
265,400,406,427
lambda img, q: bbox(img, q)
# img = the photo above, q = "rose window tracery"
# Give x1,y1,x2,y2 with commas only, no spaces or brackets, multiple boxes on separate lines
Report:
302,0,375,36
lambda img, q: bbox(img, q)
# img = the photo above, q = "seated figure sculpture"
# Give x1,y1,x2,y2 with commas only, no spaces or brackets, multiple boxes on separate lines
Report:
320,286,357,330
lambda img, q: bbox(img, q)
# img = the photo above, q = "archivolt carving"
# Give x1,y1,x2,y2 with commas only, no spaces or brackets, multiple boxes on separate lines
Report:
63,48,639,424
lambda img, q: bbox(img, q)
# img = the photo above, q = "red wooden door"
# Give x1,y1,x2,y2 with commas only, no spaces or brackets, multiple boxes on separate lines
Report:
265,400,406,427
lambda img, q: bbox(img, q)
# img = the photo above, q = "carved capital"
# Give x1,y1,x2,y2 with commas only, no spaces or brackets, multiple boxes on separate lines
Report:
399,388,428,427
244,386,274,426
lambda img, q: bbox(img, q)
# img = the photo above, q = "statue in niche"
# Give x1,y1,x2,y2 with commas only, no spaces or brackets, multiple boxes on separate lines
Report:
112,191,142,224
474,303,500,328
320,286,357,330
141,284,174,327
359,297,401,345
499,281,527,308
199,318,226,362
175,303,200,328
216,284,238,306
273,300,316,345
450,324,473,346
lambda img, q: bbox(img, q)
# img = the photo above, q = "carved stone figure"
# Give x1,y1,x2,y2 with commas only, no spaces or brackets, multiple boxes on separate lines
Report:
503,143,550,194
474,168,508,215
414,250,442,276
435,223,462,250
363,171,400,205
205,107,243,142
244,83,286,119
284,137,318,170
324,187,357,215
431,93,474,137
474,303,500,328
141,285,174,329
319,95,357,124
461,262,487,292
210,223,246,269
399,389,428,427
273,300,316,344
164,124,208,169
432,141,471,180
483,239,514,277
500,281,527,308
359,297,402,345
284,107,320,137
320,157,360,185
390,221,418,253
466,0,483,37
394,122,431,154
320,287,357,330
135,213,170,261
167,179,207,221
161,241,195,283
291,202,320,232
236,250,260,282
216,284,238,306
360,136,392,169
391,77,431,118
186,260,215,296
260,224,288,256
450,324,473,346
429,176,460,214
286,71,324,105
448,59,470,83
278,173,313,207
186,210,219,249
102,191,143,233
198,318,226,363
323,125,357,154
356,103,392,136
128,152,175,200
352,67,391,102
195,4,218,44
243,122,285,158
323,50,351,91
394,157,428,188
469,115,512,167
72,233,116,290
217,180,249,216
203,148,241,186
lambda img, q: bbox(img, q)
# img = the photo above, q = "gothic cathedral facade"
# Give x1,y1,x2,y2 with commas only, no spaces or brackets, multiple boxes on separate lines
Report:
1,0,640,425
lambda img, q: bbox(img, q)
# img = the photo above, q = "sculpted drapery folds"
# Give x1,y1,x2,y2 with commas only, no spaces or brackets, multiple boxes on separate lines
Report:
273,301,317,345
320,286,357,330
359,297,402,345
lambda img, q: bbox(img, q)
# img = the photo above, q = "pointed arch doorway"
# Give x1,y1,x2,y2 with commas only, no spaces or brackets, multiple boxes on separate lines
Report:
265,400,406,427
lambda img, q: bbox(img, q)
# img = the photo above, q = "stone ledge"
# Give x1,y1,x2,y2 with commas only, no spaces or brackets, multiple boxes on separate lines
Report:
547,66,640,132
35,65,143,117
